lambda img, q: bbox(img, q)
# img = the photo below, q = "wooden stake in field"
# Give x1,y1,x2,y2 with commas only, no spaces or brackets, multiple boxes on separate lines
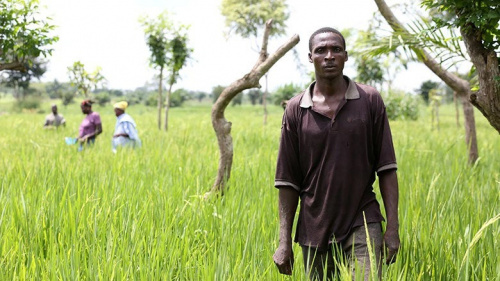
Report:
208,20,299,197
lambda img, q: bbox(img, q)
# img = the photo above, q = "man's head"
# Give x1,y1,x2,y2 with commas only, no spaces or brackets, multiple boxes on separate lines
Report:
80,100,93,114
308,27,346,52
51,104,58,115
113,101,128,117
308,27,348,80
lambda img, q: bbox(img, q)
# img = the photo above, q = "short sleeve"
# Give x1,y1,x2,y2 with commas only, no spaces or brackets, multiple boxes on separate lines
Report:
275,103,303,191
372,95,397,174
92,112,102,125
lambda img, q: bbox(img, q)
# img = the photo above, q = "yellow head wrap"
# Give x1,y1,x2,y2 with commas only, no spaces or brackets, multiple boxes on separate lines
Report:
113,101,128,110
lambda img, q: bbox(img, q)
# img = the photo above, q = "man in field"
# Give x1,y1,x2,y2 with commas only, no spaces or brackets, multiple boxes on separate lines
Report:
273,27,400,280
112,101,141,153
44,104,66,128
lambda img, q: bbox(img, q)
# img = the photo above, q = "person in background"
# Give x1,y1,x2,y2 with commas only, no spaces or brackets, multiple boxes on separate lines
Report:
44,104,66,128
272,27,400,280
112,101,141,153
78,99,102,151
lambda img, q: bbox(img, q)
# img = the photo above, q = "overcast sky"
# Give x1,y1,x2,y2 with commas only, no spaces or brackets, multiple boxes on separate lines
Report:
39,0,441,94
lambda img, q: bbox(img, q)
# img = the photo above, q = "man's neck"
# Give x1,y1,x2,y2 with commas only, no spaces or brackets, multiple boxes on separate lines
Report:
314,75,347,98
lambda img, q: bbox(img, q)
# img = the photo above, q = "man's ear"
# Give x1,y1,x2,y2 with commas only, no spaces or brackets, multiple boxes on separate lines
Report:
308,53,312,63
345,51,348,62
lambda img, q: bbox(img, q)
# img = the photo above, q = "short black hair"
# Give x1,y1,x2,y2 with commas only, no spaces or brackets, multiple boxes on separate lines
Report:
308,27,346,52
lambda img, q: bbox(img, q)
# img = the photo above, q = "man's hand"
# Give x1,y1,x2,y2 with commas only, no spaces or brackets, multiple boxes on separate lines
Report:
383,228,400,264
273,243,294,275
78,136,88,143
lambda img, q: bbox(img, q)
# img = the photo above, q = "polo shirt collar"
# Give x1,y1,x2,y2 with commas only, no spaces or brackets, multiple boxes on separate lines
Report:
300,76,359,108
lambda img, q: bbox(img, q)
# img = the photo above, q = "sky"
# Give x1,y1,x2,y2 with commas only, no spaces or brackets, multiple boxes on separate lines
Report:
39,0,442,94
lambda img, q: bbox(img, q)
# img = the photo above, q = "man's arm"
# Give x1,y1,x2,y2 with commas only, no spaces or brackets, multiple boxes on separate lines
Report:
273,186,299,275
79,123,103,142
378,169,400,264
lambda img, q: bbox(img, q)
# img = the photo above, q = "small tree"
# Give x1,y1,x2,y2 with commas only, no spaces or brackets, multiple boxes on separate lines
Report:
417,80,440,104
140,11,192,131
164,32,192,130
0,0,58,71
221,0,289,124
67,61,106,98
429,88,442,130
208,20,299,196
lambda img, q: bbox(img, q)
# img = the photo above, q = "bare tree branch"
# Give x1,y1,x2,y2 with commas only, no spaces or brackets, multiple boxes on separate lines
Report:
0,62,26,72
208,21,300,197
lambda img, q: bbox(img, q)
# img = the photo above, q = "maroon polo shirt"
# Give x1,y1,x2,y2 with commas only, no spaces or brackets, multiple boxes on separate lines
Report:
275,77,397,250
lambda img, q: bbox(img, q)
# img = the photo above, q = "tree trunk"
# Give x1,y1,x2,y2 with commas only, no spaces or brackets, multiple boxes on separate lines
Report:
157,68,163,130
461,95,479,164
460,24,500,134
454,92,460,128
207,20,300,197
164,81,174,131
374,0,480,164
263,73,268,125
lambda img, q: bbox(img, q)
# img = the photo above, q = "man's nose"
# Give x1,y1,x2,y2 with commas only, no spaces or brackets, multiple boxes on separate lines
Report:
325,50,334,60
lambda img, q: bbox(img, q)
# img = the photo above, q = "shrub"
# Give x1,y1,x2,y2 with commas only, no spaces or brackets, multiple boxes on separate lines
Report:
383,90,420,120
13,96,41,112
145,94,158,107
94,91,111,107
272,83,302,106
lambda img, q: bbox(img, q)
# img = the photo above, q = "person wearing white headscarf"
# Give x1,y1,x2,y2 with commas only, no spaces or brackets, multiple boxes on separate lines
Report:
112,101,141,153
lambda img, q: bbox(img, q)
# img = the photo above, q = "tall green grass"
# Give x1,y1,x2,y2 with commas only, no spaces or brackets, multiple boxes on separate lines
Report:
0,103,498,280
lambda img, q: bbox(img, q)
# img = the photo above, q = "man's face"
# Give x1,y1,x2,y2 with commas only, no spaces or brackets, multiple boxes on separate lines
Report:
52,106,57,114
81,105,90,114
308,32,348,80
114,108,124,117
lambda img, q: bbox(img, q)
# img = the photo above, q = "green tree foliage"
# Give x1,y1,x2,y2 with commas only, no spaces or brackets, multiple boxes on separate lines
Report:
140,11,192,130
422,0,499,50
94,91,110,107
167,34,191,87
194,91,206,102
247,89,262,105
61,91,74,107
272,82,301,105
170,88,188,107
231,92,243,106
0,0,58,71
211,85,226,103
45,79,76,106
67,61,106,97
383,90,420,121
352,29,385,88
417,80,440,104
221,0,289,39
45,79,63,99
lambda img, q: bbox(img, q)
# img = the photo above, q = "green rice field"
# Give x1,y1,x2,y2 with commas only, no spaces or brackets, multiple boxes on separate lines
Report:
0,102,499,280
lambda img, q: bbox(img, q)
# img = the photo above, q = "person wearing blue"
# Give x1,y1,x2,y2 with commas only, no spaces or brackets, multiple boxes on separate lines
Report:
112,101,141,153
